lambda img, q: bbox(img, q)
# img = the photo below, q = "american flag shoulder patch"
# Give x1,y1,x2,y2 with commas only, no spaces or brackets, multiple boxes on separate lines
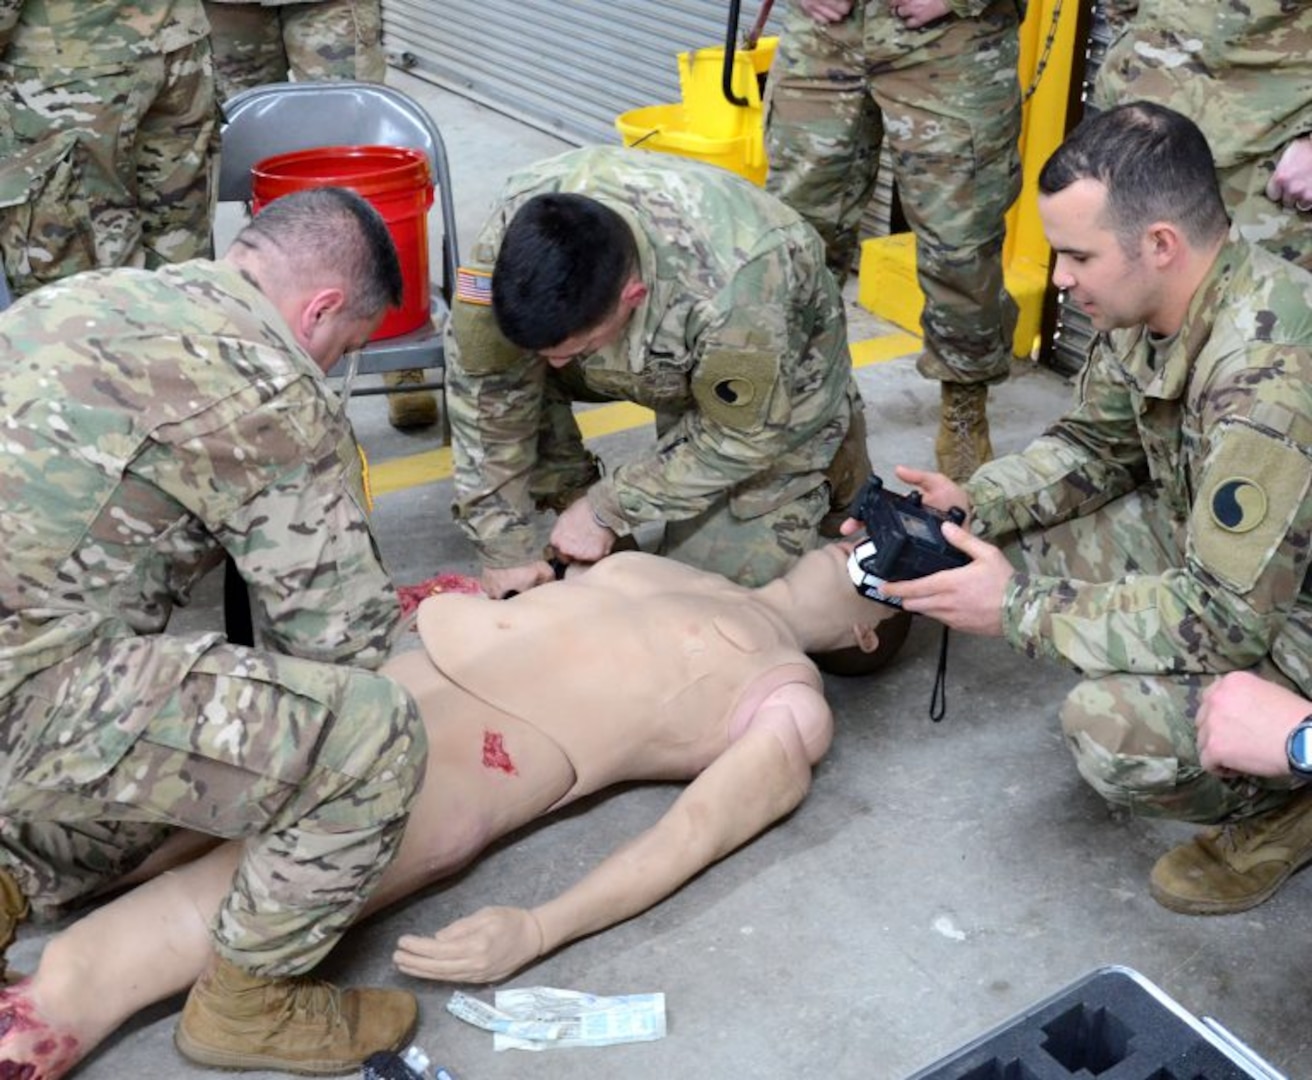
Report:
456,266,494,306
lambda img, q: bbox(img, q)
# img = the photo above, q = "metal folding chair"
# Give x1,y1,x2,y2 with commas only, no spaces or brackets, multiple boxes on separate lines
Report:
219,80,461,646
219,80,460,409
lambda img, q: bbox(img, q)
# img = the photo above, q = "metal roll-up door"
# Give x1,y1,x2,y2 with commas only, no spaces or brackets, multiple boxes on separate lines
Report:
381,0,779,147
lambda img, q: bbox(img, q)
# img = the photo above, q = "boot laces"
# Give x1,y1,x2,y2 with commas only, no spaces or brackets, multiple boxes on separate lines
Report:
281,976,346,1027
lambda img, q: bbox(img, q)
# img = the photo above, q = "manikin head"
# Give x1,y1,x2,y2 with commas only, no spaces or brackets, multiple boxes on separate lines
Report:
491,192,648,366
768,542,907,660
224,186,404,372
1037,101,1230,336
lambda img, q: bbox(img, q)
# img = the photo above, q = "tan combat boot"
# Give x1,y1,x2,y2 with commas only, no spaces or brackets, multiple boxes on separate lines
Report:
175,957,418,1075
0,866,29,983
1149,790,1312,915
383,369,438,429
935,383,993,484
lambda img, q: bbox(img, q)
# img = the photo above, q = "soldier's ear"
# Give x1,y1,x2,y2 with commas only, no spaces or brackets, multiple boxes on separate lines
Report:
619,277,647,309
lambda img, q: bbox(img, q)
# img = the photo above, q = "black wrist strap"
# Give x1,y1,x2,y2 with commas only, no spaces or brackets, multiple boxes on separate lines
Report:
929,624,950,722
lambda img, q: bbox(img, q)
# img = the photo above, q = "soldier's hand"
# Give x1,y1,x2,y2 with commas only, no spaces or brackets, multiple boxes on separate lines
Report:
549,497,617,564
799,0,854,23
1266,136,1312,214
393,906,544,984
894,464,971,518
891,0,949,30
1196,671,1308,778
879,523,1010,637
482,562,556,599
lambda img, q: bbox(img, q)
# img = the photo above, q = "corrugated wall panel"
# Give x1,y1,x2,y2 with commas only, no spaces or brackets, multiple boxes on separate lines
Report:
382,0,779,146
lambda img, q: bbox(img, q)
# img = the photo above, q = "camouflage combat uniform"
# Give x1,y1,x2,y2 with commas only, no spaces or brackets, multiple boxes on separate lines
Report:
0,0,219,299
764,0,1023,386
964,240,1312,825
1094,1,1312,272
203,0,384,102
447,146,869,588
0,261,425,977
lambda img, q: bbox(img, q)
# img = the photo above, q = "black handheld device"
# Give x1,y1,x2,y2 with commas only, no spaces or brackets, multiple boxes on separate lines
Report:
846,474,969,606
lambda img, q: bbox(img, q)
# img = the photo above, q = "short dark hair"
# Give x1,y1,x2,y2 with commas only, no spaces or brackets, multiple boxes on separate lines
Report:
1039,101,1230,254
235,186,404,319
491,193,638,350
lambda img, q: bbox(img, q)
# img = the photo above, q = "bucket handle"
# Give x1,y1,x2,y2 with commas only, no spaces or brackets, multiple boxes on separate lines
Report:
721,0,750,106
721,0,776,107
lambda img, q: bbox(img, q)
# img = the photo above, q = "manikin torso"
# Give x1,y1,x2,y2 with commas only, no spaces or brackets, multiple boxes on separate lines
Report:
384,552,821,882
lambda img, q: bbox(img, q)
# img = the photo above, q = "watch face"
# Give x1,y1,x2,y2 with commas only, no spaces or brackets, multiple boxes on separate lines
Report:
1291,724,1312,771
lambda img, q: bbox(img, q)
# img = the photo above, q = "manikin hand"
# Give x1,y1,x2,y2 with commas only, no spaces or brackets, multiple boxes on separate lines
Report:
878,522,1011,637
393,906,545,984
798,0,853,23
548,496,617,565
1195,671,1309,778
891,0,950,29
1265,136,1312,213
482,562,556,600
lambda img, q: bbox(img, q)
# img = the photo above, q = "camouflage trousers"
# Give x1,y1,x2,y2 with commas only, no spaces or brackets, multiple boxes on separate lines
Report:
1007,490,1296,825
0,39,219,299
0,637,425,977
530,369,870,587
204,0,385,102
764,0,1022,385
1220,156,1312,275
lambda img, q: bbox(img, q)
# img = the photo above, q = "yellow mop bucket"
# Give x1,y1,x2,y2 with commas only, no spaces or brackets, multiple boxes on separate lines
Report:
615,37,777,186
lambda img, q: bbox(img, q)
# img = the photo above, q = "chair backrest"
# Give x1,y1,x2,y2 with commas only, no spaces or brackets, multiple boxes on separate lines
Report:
219,80,459,303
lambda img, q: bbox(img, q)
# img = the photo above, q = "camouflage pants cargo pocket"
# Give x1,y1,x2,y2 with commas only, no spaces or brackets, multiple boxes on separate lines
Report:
1060,669,1296,825
1,640,424,964
0,132,97,297
1009,491,1296,824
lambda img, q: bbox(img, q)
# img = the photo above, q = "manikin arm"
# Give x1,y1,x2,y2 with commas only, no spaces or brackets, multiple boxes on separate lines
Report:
392,682,832,983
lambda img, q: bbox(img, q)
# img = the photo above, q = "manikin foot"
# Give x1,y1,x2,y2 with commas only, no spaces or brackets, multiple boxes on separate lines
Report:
0,978,83,1080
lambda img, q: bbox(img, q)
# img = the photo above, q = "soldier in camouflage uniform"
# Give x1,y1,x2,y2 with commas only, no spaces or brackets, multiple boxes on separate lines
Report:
0,0,219,298
446,145,871,600
874,104,1312,916
0,187,425,1075
764,0,1024,483
1094,0,1312,274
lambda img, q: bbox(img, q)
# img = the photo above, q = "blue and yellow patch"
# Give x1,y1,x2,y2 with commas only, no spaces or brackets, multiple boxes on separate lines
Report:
1209,477,1267,533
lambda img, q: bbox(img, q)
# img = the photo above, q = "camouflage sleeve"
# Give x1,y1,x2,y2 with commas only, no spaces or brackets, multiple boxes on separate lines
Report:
589,246,806,525
964,335,1149,542
444,316,547,568
1001,415,1312,677
139,375,402,668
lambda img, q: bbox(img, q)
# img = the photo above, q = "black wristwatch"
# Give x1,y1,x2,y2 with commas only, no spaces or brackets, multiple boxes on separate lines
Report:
1285,716,1312,778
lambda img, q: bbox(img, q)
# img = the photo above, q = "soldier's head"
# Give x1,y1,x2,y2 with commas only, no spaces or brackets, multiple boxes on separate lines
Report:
1037,101,1230,334
492,193,646,366
226,187,403,371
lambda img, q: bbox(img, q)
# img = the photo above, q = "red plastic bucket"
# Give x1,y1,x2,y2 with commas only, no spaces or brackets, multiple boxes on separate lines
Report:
251,145,434,340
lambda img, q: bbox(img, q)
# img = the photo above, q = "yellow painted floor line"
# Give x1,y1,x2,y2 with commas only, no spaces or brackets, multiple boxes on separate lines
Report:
851,330,921,368
370,330,921,496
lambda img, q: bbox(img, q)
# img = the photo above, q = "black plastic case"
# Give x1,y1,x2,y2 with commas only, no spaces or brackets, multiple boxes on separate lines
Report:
905,967,1285,1080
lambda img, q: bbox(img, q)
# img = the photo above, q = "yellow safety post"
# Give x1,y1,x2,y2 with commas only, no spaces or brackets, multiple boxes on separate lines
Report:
856,0,1083,359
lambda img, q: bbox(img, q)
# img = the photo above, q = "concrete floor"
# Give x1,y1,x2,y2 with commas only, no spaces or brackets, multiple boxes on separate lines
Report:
13,69,1307,1080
